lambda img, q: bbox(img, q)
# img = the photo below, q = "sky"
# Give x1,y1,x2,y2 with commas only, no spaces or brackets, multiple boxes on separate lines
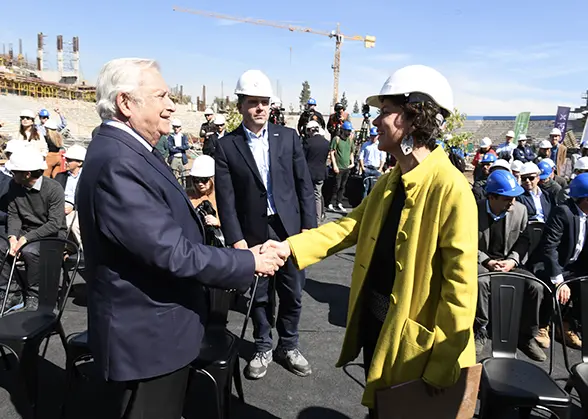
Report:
1,0,587,116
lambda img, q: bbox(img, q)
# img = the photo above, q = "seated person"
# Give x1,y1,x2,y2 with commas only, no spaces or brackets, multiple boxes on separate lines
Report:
472,153,497,201
472,137,496,167
517,162,554,224
513,134,536,163
0,149,67,311
1,139,26,177
476,170,545,361
55,144,86,250
530,173,588,350
537,159,563,203
511,160,523,184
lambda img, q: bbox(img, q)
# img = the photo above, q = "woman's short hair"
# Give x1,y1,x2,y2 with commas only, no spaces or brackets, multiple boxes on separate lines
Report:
96,58,160,121
385,95,444,150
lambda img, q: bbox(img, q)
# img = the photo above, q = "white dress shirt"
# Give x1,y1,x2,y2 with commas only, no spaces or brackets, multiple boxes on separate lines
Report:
105,120,153,152
529,188,545,223
64,169,82,204
243,123,276,215
551,206,587,284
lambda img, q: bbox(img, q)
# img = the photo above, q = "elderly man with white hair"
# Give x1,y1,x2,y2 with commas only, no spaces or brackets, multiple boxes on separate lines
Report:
76,58,286,419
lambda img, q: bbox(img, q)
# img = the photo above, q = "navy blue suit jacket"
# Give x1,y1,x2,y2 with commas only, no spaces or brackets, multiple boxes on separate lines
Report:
215,123,316,246
516,189,553,222
77,123,255,382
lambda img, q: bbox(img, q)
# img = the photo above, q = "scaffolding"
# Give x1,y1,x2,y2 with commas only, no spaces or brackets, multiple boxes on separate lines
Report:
0,72,95,102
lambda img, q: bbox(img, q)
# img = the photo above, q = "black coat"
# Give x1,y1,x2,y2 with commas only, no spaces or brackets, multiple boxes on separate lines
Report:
77,123,255,382
215,123,316,247
0,172,12,234
303,134,330,183
516,189,553,222
202,133,219,157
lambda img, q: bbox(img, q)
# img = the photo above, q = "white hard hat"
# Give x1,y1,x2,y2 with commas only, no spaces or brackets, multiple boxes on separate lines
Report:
539,140,552,149
190,155,215,177
20,109,35,119
204,108,214,115
5,149,47,171
506,130,515,138
491,159,511,171
64,144,87,161
306,120,320,130
518,134,527,141
171,118,182,127
511,160,524,172
582,141,588,149
480,137,492,148
234,69,273,98
520,162,541,176
365,65,454,117
44,119,58,130
575,157,588,171
271,97,282,106
550,128,562,136
542,158,555,169
213,114,226,125
5,139,26,154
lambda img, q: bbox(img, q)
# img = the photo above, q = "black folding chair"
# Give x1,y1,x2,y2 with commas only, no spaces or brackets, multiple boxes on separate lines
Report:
555,277,588,416
0,237,80,418
527,221,545,259
477,271,572,419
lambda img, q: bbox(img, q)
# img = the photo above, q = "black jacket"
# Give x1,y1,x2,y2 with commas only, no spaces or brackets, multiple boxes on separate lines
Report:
303,134,330,183
0,172,12,234
472,179,487,202
517,189,553,222
297,110,326,136
513,145,536,163
215,123,316,246
202,133,220,157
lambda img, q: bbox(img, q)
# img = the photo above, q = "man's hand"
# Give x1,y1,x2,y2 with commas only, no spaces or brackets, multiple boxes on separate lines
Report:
260,239,291,260
233,239,248,250
8,236,18,257
333,166,340,174
557,284,571,305
249,245,285,276
348,163,354,169
485,260,500,271
204,214,220,227
54,107,61,114
65,205,74,215
495,259,516,272
11,236,27,256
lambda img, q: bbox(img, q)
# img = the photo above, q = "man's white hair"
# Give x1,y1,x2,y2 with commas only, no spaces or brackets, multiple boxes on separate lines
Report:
95,58,160,121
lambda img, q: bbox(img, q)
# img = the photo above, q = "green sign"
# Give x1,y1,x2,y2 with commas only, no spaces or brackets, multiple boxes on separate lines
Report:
513,112,531,144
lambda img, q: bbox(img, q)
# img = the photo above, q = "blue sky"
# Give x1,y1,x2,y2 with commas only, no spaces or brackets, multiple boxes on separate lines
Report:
1,0,587,115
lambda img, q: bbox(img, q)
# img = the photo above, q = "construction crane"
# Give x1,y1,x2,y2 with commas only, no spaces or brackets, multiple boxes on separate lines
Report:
172,6,375,108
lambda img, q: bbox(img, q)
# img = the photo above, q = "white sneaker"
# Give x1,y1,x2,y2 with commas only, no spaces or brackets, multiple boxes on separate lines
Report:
327,204,334,211
245,350,272,379
337,203,347,212
275,348,312,377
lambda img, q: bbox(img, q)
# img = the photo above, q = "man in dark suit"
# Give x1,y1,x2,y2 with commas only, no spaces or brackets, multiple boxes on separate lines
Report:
475,170,545,361
531,173,588,350
215,69,316,380
77,59,285,419
302,120,330,225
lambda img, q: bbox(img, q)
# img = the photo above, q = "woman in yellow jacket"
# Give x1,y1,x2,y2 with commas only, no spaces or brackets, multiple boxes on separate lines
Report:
263,65,478,417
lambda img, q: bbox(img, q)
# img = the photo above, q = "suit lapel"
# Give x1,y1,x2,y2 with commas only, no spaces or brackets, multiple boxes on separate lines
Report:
478,203,490,251
232,125,265,187
504,209,512,255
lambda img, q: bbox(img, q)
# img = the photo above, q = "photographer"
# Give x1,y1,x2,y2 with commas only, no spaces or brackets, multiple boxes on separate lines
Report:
269,98,286,126
327,102,350,138
297,98,326,137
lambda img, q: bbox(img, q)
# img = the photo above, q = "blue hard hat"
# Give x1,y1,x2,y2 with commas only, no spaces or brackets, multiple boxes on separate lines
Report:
537,160,553,180
307,98,317,105
39,109,50,118
481,153,497,164
569,173,588,199
342,121,353,131
485,170,524,197
369,127,378,136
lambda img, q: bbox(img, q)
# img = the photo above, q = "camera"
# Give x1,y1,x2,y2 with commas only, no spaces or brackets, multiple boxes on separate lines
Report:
362,104,371,119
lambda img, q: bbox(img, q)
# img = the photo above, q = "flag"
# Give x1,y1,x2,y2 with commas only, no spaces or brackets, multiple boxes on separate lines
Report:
554,106,571,143
513,112,531,144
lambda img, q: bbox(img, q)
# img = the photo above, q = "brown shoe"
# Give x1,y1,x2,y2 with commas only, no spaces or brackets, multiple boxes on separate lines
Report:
535,327,551,349
556,322,582,350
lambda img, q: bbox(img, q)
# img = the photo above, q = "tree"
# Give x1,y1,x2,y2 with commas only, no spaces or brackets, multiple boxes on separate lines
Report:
299,81,311,110
353,100,360,114
340,92,348,110
443,108,473,150
225,101,243,133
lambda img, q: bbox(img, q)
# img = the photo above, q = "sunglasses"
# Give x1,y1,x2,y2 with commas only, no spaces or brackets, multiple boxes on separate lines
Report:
20,116,34,121
65,158,82,163
193,176,211,184
521,175,537,182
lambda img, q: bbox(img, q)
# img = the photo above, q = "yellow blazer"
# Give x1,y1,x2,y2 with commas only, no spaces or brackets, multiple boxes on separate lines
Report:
287,146,478,408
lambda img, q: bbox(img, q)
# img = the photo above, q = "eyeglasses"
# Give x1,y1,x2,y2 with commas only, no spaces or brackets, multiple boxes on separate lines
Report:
521,175,537,182
20,116,33,121
193,176,211,184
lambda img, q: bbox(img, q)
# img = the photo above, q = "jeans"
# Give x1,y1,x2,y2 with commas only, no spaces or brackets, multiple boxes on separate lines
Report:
329,169,350,206
0,240,41,293
313,181,324,225
362,167,381,198
251,216,305,351
476,265,543,339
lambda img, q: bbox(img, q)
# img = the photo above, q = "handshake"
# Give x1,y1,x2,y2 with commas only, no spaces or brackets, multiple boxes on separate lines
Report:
234,239,292,276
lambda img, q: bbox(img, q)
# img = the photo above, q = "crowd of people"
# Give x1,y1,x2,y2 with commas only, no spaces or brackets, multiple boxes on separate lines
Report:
0,56,585,419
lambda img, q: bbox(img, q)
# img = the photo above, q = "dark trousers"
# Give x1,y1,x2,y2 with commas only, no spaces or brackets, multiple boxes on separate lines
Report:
104,366,190,419
362,305,384,419
329,168,350,206
251,215,305,352
0,240,40,292
476,265,543,339
362,167,381,198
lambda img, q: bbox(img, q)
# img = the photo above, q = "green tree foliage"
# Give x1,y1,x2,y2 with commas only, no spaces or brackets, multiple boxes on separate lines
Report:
443,108,473,150
299,81,311,110
225,102,243,132
341,92,348,110
353,100,360,114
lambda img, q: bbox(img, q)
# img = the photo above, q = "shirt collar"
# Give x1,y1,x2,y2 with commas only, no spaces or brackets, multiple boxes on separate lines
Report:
486,200,507,221
575,203,588,219
105,120,153,152
26,176,43,191
243,123,268,142
68,168,82,179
